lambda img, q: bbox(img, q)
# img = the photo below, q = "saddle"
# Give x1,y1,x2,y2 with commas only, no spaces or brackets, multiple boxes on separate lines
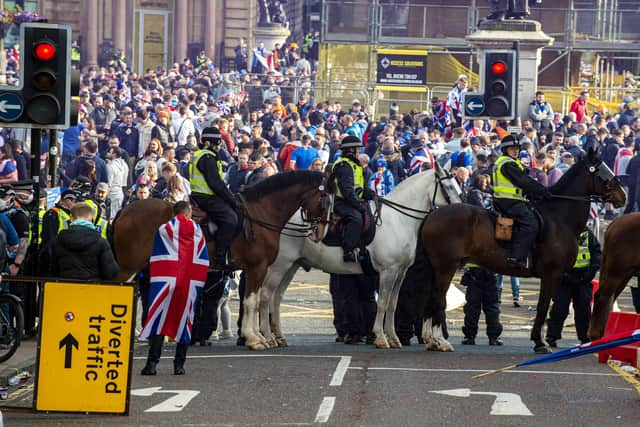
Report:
490,206,545,243
322,202,377,248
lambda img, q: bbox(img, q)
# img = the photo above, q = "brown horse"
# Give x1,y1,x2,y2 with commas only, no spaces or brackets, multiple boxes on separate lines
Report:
414,148,626,353
588,213,640,340
112,170,331,350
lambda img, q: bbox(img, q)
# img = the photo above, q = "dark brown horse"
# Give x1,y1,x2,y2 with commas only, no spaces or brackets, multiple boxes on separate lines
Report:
588,213,640,340
414,148,626,353
112,170,331,350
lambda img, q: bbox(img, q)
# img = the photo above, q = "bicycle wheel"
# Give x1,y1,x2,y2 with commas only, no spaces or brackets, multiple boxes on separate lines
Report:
0,294,23,363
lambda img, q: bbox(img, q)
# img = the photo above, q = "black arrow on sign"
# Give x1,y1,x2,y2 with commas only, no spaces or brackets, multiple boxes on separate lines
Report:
59,333,79,369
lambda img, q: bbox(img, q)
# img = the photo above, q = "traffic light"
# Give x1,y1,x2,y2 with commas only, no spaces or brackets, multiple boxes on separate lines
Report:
482,50,516,119
0,23,73,129
22,23,72,127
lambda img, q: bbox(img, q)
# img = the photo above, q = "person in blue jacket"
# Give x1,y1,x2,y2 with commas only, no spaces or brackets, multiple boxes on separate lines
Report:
368,158,395,197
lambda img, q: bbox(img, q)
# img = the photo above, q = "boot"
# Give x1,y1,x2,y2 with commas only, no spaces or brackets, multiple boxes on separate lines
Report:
343,250,357,263
174,362,185,375
489,337,504,346
141,362,157,375
507,257,528,270
461,337,475,345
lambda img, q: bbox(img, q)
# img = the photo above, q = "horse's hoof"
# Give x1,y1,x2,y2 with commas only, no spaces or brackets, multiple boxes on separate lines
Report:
246,341,266,351
534,345,552,354
276,337,288,347
426,341,439,351
265,338,278,348
388,338,403,349
440,342,455,352
374,337,390,349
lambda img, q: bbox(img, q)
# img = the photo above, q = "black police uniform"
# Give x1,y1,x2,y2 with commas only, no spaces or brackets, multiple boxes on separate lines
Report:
190,146,238,266
546,228,601,345
332,152,366,261
461,266,503,345
494,156,549,267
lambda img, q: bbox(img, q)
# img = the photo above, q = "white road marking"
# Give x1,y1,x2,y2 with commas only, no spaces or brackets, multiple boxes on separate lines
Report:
314,396,336,423
350,366,618,376
430,388,533,416
330,356,351,386
133,354,347,360
131,387,200,412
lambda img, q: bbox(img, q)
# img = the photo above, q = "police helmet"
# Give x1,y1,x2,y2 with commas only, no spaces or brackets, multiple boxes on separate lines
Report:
62,189,84,201
71,176,93,193
0,185,15,198
340,135,362,149
500,134,521,151
200,126,222,149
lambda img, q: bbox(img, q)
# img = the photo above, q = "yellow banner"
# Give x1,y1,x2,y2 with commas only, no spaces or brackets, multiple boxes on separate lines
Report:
377,48,429,56
35,282,135,414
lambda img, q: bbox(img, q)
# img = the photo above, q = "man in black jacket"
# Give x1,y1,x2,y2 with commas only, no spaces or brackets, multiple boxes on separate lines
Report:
492,134,551,269
51,202,119,281
189,126,238,269
546,227,601,345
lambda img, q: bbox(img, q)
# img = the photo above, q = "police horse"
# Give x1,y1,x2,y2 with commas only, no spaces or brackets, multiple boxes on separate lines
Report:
112,170,332,350
249,164,462,349
588,213,640,340
414,148,626,353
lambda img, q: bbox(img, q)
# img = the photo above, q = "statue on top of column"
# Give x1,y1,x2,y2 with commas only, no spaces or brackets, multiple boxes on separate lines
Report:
483,0,542,22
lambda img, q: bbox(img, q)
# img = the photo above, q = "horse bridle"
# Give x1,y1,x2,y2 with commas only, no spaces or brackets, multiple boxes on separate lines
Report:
549,160,620,204
378,165,460,221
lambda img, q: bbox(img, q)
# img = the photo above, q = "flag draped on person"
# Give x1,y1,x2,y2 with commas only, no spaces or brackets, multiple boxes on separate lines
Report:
140,214,209,344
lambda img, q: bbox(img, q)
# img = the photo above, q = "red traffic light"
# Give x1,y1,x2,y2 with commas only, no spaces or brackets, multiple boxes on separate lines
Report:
491,61,506,75
34,42,56,61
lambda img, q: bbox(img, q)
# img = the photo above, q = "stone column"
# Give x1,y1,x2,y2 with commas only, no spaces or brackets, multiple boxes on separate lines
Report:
113,0,127,54
203,0,215,59
466,21,554,121
85,1,99,68
174,0,188,62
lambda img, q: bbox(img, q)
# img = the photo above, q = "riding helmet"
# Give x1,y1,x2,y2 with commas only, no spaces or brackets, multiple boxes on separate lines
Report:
340,135,362,149
500,134,521,150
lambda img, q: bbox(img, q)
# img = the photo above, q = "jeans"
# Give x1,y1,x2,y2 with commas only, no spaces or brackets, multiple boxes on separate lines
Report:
496,275,520,300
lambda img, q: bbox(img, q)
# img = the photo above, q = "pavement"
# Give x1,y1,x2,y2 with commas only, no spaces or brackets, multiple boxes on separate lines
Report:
1,270,639,425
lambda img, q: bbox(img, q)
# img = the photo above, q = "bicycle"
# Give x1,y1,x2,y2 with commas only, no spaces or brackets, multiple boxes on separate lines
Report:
0,292,23,363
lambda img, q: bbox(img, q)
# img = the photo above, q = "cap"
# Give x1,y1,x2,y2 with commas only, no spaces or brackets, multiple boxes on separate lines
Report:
12,179,34,192
500,134,520,149
375,158,388,168
201,126,221,142
62,189,82,201
158,110,170,119
103,94,115,102
340,135,362,149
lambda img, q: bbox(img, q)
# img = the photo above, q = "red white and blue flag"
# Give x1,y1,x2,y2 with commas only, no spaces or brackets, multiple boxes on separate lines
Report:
140,214,209,344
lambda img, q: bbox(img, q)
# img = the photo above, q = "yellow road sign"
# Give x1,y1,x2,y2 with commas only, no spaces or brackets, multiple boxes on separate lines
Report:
34,282,135,414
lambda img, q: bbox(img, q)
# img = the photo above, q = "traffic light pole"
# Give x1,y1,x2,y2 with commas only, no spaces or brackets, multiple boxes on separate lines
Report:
30,128,41,265
49,130,58,187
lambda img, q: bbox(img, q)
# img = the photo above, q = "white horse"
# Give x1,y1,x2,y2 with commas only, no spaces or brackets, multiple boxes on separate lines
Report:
246,165,462,350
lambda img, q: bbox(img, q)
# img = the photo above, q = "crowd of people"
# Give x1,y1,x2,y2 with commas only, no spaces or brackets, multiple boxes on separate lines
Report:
0,39,639,352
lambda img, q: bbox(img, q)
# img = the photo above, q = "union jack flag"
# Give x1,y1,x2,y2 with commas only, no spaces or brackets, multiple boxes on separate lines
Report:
140,214,209,344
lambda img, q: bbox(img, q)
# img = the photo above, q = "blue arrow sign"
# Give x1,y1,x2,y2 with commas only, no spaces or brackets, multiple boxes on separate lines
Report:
465,95,485,116
0,92,24,122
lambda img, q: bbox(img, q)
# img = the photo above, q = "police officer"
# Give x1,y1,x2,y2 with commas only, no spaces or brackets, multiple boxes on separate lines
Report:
492,134,550,269
70,177,108,239
189,126,238,269
41,189,81,247
546,227,601,346
332,136,375,262
461,263,503,346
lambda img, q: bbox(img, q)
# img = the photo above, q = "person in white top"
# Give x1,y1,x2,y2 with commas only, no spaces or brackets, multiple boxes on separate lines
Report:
172,105,196,147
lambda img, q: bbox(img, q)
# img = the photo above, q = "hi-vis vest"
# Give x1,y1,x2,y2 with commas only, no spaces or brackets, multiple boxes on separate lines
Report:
189,149,223,196
84,199,108,239
333,157,364,200
71,46,80,61
492,155,527,201
36,209,46,244
50,207,71,234
573,231,591,269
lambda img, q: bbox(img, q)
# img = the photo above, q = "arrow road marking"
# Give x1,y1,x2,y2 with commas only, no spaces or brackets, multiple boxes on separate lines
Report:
131,387,200,412
58,333,79,369
430,388,533,416
0,100,22,113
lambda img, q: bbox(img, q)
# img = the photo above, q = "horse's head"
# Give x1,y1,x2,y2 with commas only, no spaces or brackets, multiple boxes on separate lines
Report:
300,181,333,243
433,161,464,205
585,146,627,208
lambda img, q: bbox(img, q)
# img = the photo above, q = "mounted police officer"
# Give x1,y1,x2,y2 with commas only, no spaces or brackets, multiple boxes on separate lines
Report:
332,136,375,262
546,226,601,346
492,134,550,269
189,126,238,269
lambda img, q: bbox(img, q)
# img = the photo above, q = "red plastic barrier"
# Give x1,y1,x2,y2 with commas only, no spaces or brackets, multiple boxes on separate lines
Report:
597,311,640,367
